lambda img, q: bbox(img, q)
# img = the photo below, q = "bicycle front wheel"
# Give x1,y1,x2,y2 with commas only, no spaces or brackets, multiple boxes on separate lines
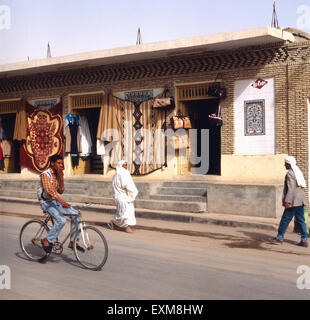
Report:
19,219,50,261
73,226,108,271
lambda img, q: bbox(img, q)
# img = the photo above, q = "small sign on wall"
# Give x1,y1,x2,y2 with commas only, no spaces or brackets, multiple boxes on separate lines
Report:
31,98,60,110
251,78,268,89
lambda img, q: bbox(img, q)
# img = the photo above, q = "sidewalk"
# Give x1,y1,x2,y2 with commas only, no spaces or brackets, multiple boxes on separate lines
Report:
0,196,282,233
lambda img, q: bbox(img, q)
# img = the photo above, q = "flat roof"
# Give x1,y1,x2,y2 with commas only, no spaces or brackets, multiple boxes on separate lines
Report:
0,26,295,77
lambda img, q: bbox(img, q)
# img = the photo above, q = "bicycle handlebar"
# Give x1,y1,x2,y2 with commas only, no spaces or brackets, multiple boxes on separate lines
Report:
71,202,92,210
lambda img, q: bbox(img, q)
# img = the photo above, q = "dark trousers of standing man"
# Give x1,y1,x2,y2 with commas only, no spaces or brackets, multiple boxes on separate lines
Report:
276,206,308,243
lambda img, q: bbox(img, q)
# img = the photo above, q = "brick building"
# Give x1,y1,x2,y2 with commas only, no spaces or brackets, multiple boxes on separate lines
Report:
0,26,309,217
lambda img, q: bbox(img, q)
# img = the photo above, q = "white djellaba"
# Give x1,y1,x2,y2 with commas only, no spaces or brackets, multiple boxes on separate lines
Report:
112,160,138,228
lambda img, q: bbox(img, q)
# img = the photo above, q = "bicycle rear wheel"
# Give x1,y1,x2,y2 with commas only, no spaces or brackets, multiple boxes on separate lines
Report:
73,226,108,271
19,219,50,261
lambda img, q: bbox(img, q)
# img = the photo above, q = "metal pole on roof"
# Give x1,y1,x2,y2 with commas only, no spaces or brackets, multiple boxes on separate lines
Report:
271,1,279,28
136,27,142,45
47,42,52,58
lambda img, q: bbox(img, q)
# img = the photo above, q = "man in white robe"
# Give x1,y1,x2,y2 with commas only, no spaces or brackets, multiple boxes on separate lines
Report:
109,160,138,233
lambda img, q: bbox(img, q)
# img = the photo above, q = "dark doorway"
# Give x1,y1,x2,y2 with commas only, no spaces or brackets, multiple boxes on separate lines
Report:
0,113,21,173
187,99,221,175
77,108,103,174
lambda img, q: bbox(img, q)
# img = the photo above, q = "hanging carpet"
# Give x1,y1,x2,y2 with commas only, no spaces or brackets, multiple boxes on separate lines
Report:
20,101,63,173
97,94,166,175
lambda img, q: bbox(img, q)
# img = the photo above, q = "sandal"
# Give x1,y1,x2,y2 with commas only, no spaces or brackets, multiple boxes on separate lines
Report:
106,220,114,230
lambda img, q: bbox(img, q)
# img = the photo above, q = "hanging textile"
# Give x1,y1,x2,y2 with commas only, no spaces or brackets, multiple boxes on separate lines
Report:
0,141,4,170
1,140,13,157
0,116,3,140
97,94,165,175
20,101,63,173
64,113,80,168
64,114,81,154
79,115,92,157
13,101,27,141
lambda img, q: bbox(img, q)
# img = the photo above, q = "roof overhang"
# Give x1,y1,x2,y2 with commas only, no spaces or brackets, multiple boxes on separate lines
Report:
0,26,295,78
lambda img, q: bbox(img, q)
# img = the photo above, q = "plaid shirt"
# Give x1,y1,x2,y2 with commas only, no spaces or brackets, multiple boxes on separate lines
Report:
40,169,65,201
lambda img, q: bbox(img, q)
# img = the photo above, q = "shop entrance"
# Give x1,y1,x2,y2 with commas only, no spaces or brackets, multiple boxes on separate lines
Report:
187,99,221,175
69,93,105,175
0,100,22,174
76,107,103,174
176,83,221,176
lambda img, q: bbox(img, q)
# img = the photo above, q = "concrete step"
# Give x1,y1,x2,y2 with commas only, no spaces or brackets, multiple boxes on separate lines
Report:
62,194,206,213
62,188,88,195
136,199,206,213
0,189,37,200
63,180,88,191
156,187,207,196
0,185,207,213
0,188,206,213
162,181,209,188
150,194,206,203
0,180,38,191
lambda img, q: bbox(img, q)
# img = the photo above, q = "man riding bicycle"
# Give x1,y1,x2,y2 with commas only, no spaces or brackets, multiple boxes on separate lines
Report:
38,154,84,253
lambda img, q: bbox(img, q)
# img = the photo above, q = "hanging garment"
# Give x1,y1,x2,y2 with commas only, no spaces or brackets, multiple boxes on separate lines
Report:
0,117,3,140
0,141,4,170
64,125,81,154
13,102,27,141
1,140,13,157
65,113,79,126
78,115,92,157
96,139,106,164
69,123,79,168
13,140,21,172
64,113,82,168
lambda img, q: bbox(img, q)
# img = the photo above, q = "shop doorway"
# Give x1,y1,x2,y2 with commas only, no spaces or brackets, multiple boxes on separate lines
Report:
0,112,21,173
187,99,221,175
70,93,105,175
79,107,103,174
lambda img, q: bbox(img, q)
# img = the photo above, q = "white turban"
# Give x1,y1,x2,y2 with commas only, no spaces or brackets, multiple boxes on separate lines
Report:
116,160,127,171
285,156,306,188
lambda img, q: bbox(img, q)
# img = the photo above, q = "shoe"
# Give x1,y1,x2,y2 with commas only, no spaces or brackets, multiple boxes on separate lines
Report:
269,237,283,245
297,241,308,247
41,238,53,253
124,226,133,233
68,242,85,252
106,220,114,230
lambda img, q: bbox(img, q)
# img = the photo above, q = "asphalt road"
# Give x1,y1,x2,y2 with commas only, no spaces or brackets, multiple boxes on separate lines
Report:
1,214,310,300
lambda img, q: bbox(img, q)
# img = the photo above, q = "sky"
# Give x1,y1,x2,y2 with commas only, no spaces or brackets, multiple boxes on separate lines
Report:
0,0,309,65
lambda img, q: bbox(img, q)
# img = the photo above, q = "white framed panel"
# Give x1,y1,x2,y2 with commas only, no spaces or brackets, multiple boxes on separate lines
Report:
234,77,275,154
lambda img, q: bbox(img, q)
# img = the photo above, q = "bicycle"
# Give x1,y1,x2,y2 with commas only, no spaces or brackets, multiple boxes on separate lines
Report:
19,203,108,271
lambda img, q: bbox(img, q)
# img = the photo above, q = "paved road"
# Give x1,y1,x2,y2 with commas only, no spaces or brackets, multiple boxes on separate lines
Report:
1,215,310,300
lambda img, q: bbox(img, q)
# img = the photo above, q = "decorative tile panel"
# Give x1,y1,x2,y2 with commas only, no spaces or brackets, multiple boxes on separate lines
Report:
244,100,265,136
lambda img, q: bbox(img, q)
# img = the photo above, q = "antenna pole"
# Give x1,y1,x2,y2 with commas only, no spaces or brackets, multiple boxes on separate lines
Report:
136,28,142,45
271,1,279,28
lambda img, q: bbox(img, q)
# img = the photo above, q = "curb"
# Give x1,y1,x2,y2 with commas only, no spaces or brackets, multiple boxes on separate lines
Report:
0,196,278,232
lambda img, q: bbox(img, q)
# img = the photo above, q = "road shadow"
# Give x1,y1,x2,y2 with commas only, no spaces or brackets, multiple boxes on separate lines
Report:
15,250,84,270
242,231,300,246
223,230,310,256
